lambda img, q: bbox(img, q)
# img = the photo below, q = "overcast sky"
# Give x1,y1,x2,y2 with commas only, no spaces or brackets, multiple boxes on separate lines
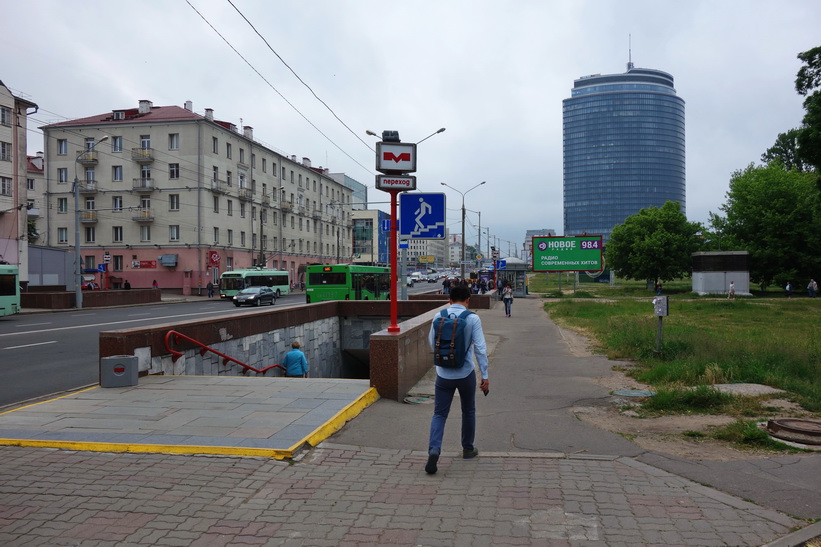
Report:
3,0,817,256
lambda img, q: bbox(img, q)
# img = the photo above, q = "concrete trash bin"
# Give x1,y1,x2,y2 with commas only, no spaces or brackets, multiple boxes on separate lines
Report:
100,355,138,388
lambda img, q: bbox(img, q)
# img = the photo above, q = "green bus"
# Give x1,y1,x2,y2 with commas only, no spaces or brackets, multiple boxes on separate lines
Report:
0,264,21,317
305,264,391,303
219,269,290,299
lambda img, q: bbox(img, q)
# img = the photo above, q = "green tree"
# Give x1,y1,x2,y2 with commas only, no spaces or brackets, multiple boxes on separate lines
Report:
795,46,821,177
607,201,702,284
761,129,808,172
719,163,821,289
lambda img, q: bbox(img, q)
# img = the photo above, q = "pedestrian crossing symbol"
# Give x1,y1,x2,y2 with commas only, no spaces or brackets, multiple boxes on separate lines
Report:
399,193,446,239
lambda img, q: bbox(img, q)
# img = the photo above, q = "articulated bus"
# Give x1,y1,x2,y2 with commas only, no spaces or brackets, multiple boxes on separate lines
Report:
219,269,290,299
0,264,21,317
305,264,390,303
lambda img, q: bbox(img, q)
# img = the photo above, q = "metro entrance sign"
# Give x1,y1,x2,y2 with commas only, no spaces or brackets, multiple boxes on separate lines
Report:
532,235,603,272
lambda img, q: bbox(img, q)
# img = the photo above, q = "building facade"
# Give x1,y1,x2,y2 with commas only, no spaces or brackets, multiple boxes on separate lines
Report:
351,209,389,266
39,100,353,292
563,65,685,241
0,80,38,282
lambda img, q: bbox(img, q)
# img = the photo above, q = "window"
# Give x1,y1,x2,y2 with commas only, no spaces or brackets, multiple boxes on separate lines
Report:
58,227,68,243
168,133,179,150
227,200,233,216
112,196,123,212
112,165,123,181
226,170,232,186
251,153,255,168
84,137,95,151
239,148,245,164
0,107,11,126
140,164,151,181
140,225,151,242
112,136,123,152
213,227,219,244
240,231,246,246
113,255,123,272
169,163,179,179
57,198,68,213
212,137,219,154
84,256,95,270
240,202,246,218
227,229,233,245
140,135,151,149
113,226,123,243
85,226,96,243
262,158,266,172
57,139,68,155
85,197,95,210
213,196,219,213
0,177,11,195
169,194,180,211
0,142,11,161
169,225,180,242
226,143,232,159
27,178,35,191
252,206,257,220
212,166,219,182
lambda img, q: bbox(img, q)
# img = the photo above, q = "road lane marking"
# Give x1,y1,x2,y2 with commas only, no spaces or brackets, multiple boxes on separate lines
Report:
16,322,51,327
4,341,58,350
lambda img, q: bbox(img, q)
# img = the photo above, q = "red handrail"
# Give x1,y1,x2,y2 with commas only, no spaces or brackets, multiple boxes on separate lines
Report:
164,330,285,375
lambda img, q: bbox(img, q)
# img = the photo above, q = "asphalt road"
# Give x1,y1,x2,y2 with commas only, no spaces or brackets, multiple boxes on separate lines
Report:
0,283,439,408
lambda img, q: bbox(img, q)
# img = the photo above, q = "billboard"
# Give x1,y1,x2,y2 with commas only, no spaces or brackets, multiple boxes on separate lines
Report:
532,235,603,272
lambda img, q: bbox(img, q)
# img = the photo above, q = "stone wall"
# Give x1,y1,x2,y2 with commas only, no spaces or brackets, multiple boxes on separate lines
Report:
23,289,161,309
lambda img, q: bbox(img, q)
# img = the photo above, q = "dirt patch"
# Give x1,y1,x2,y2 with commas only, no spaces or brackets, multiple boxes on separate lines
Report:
557,325,813,461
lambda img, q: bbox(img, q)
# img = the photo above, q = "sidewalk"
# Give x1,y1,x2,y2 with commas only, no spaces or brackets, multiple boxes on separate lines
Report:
1,296,819,545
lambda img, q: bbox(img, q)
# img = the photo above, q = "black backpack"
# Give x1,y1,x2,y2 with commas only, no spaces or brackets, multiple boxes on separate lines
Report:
433,309,474,368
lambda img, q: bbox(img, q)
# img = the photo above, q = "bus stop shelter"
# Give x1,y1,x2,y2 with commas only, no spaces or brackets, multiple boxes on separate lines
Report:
495,257,528,297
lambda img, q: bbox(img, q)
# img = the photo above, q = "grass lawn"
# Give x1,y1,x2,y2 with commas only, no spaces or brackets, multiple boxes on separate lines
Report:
534,276,821,413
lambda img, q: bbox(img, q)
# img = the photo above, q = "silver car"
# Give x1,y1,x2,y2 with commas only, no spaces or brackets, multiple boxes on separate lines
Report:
233,287,276,307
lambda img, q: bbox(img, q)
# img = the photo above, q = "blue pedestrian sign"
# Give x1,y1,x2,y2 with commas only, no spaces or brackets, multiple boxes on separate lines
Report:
399,193,446,239
381,218,392,232
496,260,507,270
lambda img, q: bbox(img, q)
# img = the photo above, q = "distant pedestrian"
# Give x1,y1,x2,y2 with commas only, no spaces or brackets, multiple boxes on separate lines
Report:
728,281,735,300
152,280,159,290
808,279,816,298
283,341,309,378
655,281,663,296
123,280,131,290
206,281,214,298
502,282,514,317
442,277,451,295
786,282,793,298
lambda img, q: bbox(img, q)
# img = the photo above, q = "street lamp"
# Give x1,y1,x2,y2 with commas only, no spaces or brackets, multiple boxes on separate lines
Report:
276,185,285,270
440,181,486,280
73,135,108,309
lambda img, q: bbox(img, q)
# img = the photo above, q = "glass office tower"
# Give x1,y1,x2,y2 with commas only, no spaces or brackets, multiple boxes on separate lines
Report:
563,66,685,241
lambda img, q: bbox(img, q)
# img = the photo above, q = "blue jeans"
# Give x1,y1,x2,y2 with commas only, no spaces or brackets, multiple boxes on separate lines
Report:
428,370,476,455
504,298,512,315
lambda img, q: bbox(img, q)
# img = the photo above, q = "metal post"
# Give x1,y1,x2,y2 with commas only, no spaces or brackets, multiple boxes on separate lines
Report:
460,200,466,280
388,189,400,332
73,175,83,309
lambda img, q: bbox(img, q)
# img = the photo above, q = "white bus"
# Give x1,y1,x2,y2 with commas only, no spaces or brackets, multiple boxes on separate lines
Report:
218,269,290,299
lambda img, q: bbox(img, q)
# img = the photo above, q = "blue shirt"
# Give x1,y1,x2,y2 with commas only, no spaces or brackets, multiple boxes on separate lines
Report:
428,304,489,380
283,348,308,376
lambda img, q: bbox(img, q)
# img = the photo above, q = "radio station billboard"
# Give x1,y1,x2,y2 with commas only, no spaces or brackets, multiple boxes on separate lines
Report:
532,235,603,272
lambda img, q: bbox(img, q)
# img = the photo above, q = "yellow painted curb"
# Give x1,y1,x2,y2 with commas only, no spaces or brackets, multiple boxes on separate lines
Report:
0,386,380,460
304,387,380,447
0,386,99,416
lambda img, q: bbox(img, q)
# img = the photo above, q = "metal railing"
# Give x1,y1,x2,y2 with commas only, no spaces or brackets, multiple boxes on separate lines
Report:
163,330,285,375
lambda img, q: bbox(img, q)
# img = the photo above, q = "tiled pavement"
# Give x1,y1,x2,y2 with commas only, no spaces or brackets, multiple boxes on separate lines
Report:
0,443,804,546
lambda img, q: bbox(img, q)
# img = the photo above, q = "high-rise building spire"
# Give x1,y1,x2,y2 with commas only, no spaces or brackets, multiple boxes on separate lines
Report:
627,34,634,70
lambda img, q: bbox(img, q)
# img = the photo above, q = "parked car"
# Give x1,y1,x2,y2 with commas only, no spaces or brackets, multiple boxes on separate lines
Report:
233,286,276,307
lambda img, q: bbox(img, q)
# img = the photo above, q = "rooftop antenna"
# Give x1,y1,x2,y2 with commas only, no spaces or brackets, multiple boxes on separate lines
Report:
627,34,634,71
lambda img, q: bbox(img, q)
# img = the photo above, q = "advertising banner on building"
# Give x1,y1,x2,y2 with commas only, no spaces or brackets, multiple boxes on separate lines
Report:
531,235,603,272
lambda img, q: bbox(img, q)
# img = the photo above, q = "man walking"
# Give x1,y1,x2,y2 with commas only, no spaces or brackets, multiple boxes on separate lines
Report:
425,286,489,474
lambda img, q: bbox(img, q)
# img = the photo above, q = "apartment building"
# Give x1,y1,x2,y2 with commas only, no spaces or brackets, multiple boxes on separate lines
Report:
0,80,38,283
40,100,353,292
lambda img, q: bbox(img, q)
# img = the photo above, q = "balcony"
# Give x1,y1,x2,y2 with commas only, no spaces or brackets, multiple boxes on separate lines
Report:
132,208,154,222
210,179,229,194
238,188,254,202
261,195,270,205
312,210,322,220
76,150,101,166
77,180,98,194
280,200,293,212
27,208,40,218
79,210,98,223
131,147,155,163
132,178,155,192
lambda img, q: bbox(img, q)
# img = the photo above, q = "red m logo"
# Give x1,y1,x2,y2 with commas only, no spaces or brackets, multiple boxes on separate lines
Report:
383,152,411,163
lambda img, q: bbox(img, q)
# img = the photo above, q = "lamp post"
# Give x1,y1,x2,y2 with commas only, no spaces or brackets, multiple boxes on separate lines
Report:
441,181,486,280
276,185,285,270
465,208,482,269
73,135,108,309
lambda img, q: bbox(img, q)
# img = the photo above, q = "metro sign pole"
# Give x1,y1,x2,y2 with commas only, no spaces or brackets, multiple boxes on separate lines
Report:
374,131,417,333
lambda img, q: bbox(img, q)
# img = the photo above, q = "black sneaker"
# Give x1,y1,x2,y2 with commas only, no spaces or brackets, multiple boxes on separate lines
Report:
425,454,439,474
463,447,479,459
